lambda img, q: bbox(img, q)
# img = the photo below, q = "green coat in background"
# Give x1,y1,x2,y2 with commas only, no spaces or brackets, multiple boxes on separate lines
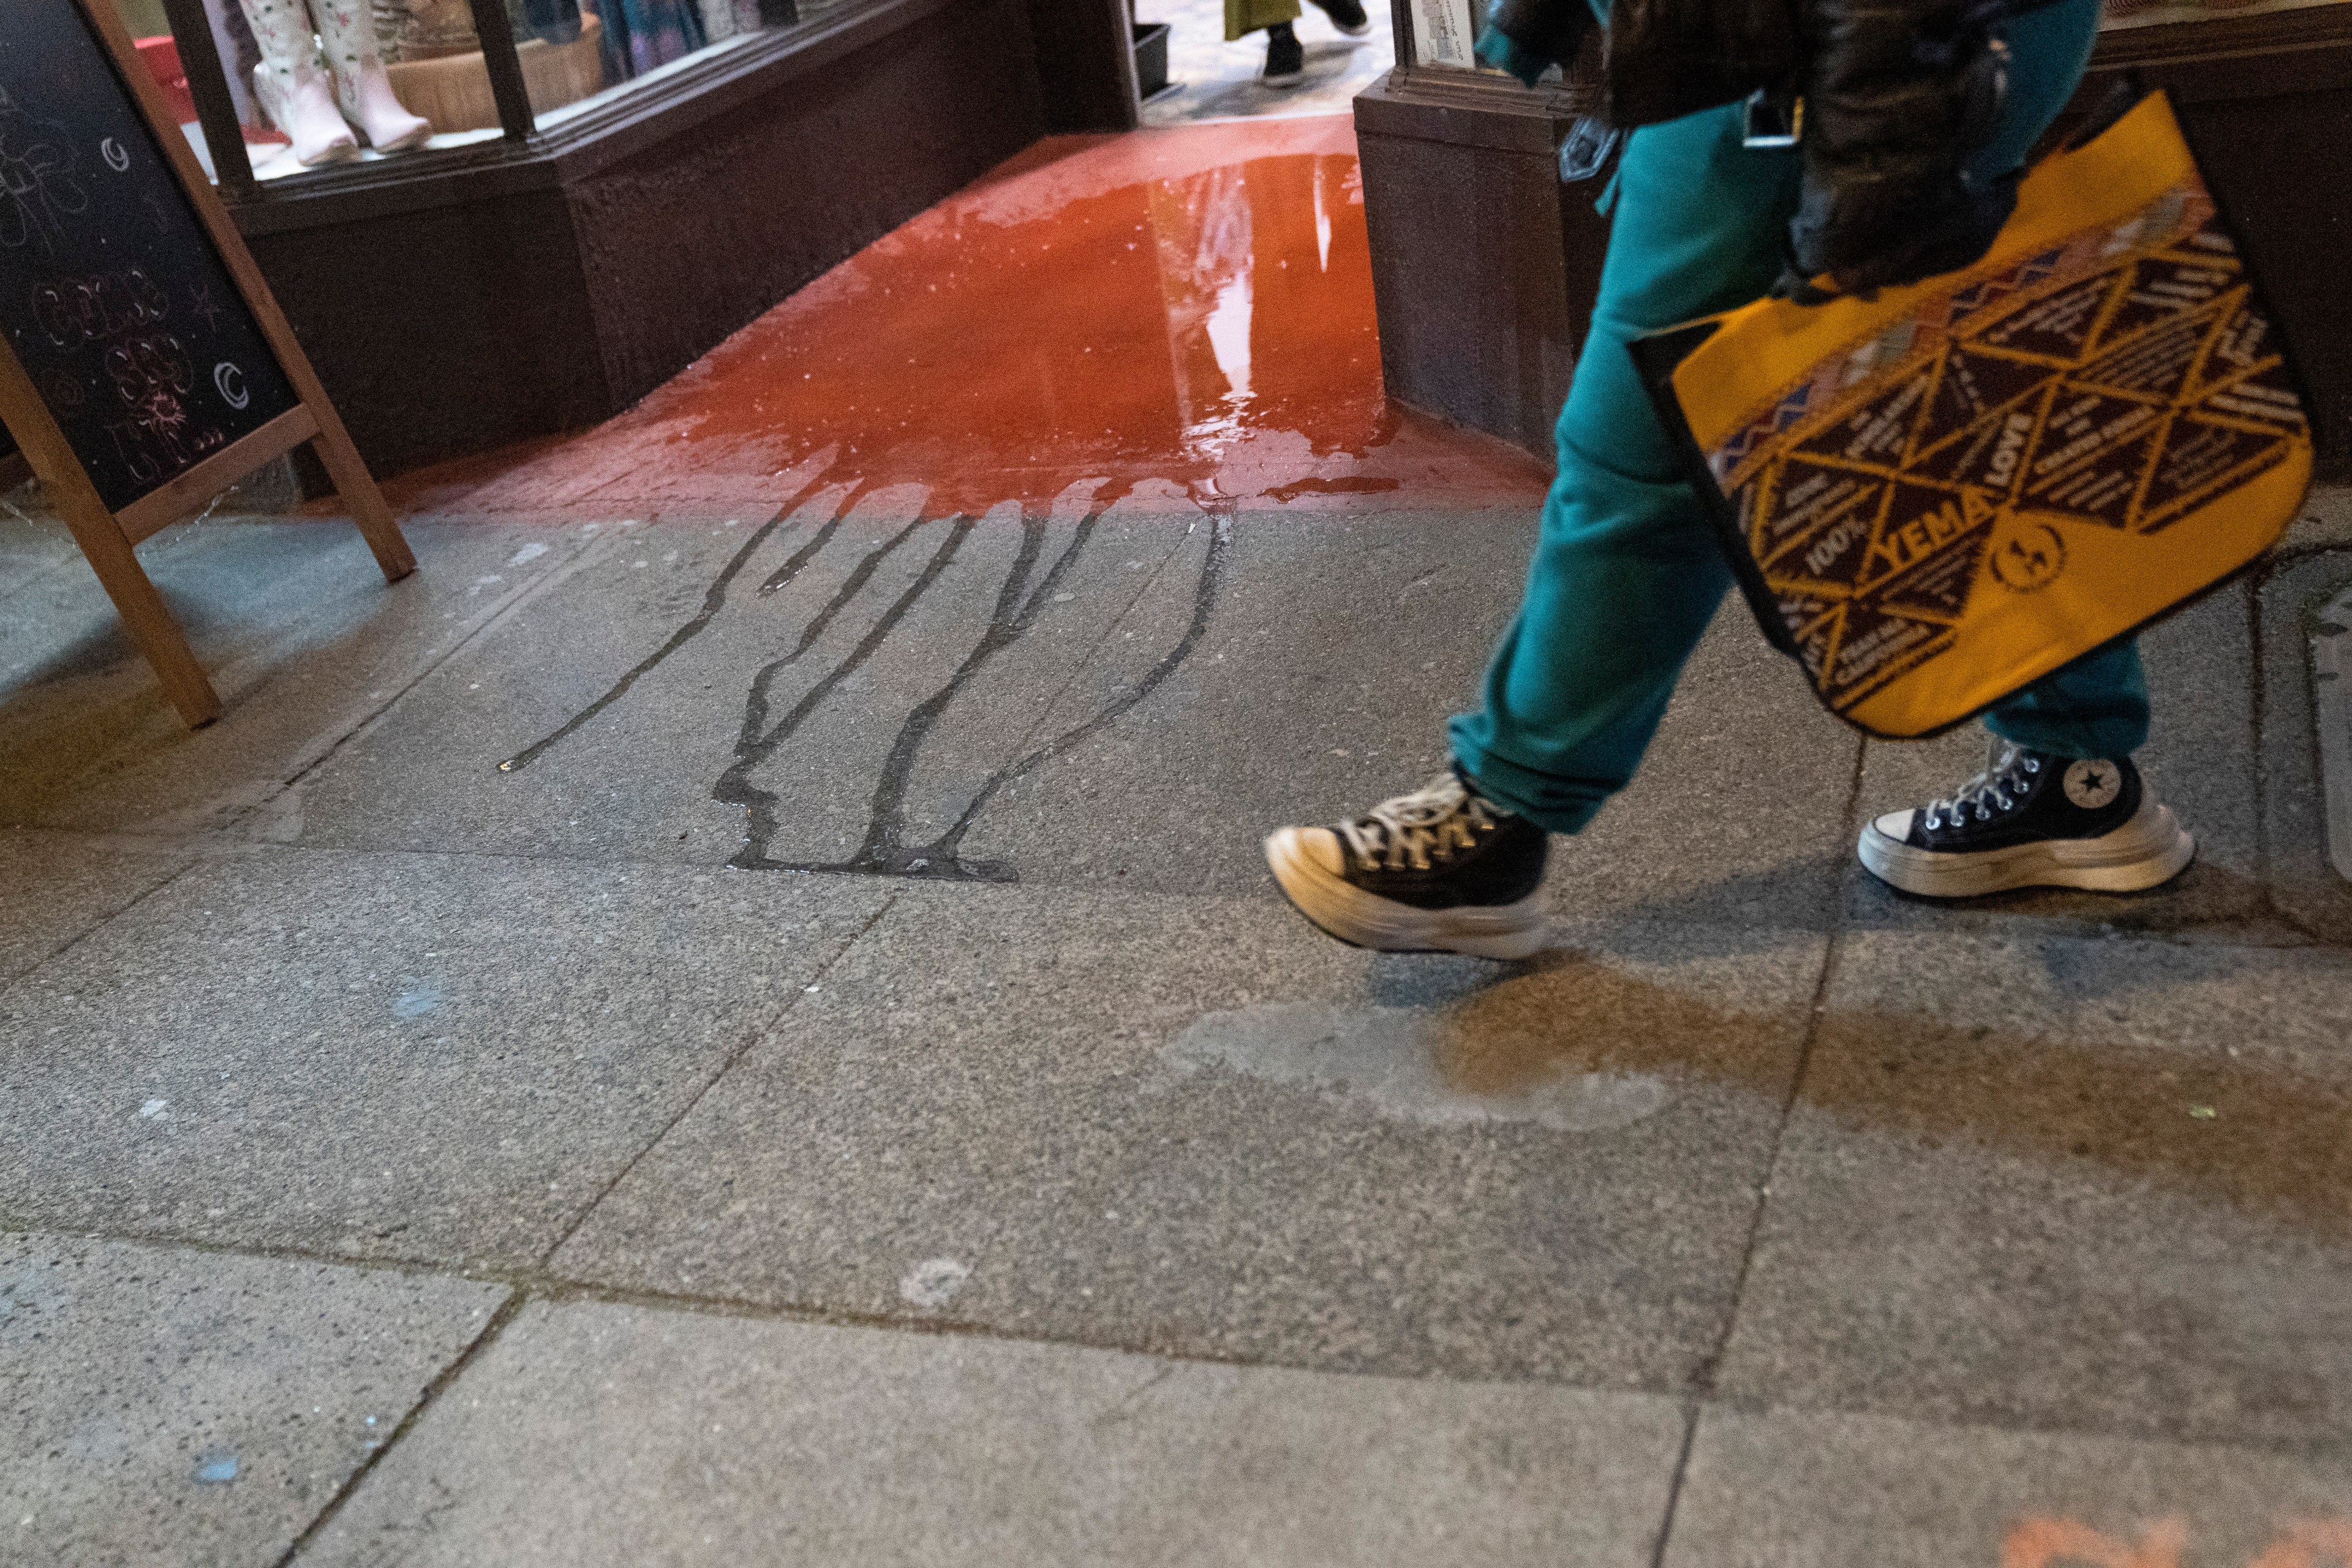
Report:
1226,0,1302,39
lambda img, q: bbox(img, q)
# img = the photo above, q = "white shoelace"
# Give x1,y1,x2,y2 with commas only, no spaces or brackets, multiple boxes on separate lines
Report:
1337,774,1496,872
1923,743,2042,832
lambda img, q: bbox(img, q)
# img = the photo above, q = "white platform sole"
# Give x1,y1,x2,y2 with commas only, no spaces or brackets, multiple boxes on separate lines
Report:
1264,827,1549,959
1856,796,2197,899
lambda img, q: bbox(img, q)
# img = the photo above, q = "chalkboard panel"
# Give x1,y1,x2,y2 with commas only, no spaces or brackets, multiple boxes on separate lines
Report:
0,4,300,513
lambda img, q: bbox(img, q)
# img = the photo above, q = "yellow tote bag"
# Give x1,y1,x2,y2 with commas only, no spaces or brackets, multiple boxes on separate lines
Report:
1634,90,2313,739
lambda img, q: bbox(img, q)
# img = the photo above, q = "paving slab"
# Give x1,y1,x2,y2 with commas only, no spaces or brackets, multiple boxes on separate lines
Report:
1718,930,2352,1452
1545,594,1860,931
290,492,1210,871
0,514,606,839
963,518,1863,924
0,848,889,1267
2280,482,2352,557
288,503,1856,922
303,1297,1687,1568
1665,1401,2352,1568
0,829,192,987
1845,581,2280,940
2260,549,2352,944
1,1231,503,1568
0,497,83,609
554,883,1825,1387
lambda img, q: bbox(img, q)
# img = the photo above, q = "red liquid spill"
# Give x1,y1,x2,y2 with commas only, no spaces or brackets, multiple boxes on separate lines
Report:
410,118,1545,518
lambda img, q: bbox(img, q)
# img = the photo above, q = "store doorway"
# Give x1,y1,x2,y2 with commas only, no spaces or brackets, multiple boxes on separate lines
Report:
1137,0,1395,124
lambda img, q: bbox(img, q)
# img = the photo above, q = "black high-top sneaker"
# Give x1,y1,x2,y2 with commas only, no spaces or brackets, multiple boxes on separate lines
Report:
1265,771,1550,958
1310,0,1373,36
1857,739,2195,899
1261,21,1305,86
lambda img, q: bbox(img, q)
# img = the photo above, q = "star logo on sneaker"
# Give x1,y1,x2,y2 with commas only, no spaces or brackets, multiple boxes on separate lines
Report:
2063,760,2122,809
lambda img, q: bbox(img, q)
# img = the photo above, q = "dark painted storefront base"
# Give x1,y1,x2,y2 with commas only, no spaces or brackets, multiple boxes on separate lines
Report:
1355,71,1603,464
233,0,1131,480
1359,11,2352,480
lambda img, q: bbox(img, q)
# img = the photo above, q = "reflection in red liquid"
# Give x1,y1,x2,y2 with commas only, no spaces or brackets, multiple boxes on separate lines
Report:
429,118,1544,518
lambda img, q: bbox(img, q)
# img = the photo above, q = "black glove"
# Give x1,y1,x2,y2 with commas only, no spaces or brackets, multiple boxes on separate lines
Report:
1775,0,2015,300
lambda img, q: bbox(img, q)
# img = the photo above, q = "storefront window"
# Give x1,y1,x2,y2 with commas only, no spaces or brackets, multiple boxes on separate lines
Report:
1403,0,1480,68
114,0,508,183
111,0,888,188
532,0,804,131
1400,0,1542,78
2102,0,2348,27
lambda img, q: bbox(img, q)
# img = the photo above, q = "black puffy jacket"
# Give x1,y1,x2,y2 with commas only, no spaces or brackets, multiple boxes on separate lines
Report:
1488,0,2034,297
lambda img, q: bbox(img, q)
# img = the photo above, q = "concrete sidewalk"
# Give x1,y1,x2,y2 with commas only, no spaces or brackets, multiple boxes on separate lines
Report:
4,475,2351,1566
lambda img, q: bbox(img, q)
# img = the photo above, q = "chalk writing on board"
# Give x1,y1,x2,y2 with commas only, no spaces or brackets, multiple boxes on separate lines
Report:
0,89,89,257
0,3,300,511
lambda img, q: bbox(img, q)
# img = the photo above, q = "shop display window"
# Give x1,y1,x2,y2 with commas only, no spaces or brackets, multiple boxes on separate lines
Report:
1393,0,2352,75
1401,0,1479,67
2102,0,2347,28
1398,0,1559,78
110,0,881,192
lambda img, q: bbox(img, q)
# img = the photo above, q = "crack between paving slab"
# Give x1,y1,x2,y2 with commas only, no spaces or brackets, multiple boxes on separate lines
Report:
268,526,627,783
171,522,631,845
1643,737,1865,1567
5,526,655,907
271,1287,529,1567
0,854,206,1009
532,890,903,1268
18,1218,2352,1468
1646,1403,1702,1568
1687,736,1866,1400
204,511,701,844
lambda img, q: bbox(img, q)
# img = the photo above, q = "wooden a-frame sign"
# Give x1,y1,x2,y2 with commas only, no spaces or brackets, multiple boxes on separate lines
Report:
0,0,412,727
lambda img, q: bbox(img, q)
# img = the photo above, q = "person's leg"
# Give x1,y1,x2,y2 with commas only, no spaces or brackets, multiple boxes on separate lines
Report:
1446,104,1801,832
1983,640,2149,760
1453,0,2122,834
1856,0,2188,898
1966,0,2154,763
1224,0,1301,41
1262,106,1800,958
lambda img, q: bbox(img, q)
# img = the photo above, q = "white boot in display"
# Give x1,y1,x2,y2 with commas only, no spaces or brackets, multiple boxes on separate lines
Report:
241,0,358,165
314,0,434,152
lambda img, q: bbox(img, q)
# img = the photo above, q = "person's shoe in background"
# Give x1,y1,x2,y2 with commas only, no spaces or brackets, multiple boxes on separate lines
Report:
1262,21,1306,86
1309,0,1373,36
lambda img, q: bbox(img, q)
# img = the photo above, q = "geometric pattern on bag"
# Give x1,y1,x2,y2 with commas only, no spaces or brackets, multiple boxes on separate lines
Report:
1709,183,2309,717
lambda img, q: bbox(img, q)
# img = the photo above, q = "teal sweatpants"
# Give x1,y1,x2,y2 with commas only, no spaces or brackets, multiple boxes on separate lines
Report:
1448,0,2148,835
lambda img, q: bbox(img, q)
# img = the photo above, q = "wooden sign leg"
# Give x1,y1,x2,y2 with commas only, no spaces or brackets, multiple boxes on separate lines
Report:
57,503,223,728
305,421,415,584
